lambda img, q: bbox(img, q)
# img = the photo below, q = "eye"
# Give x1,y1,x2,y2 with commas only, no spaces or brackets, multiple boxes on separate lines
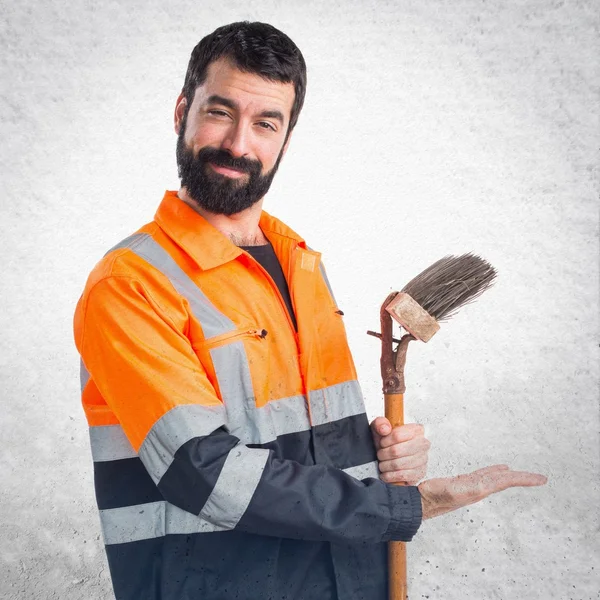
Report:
207,109,230,118
257,121,276,132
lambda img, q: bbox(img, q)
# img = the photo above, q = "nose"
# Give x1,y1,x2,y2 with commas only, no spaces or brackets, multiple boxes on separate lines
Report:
220,121,250,158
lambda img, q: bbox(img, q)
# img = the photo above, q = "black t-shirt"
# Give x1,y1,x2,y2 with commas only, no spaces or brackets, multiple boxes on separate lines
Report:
241,242,298,331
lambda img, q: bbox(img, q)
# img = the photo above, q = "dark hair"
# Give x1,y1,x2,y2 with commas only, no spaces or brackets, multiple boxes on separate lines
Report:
182,22,307,131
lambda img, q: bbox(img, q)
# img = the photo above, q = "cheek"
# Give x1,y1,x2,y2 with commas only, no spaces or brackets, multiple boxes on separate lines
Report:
259,143,285,173
186,121,223,149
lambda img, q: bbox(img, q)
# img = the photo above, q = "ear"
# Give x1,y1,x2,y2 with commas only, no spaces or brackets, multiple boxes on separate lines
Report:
174,93,187,135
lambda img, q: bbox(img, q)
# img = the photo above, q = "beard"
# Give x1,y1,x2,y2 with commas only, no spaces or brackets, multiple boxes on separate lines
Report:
176,119,283,216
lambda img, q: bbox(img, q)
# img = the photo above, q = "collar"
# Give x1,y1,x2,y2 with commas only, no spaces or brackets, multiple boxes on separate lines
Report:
154,191,306,271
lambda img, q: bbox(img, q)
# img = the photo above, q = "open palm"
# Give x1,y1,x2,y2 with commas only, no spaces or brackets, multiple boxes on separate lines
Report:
418,464,547,520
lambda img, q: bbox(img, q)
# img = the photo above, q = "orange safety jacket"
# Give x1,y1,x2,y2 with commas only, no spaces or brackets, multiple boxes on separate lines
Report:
74,191,422,600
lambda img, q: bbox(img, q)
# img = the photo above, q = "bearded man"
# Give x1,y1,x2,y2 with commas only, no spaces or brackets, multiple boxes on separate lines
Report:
74,21,546,600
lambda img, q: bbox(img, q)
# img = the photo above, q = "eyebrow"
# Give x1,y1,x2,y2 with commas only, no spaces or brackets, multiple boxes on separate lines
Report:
206,94,285,125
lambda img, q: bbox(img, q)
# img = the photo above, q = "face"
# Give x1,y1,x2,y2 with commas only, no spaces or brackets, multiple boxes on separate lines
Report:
175,58,295,215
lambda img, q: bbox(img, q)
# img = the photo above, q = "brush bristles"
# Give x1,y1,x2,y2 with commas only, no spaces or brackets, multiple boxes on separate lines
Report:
401,253,497,321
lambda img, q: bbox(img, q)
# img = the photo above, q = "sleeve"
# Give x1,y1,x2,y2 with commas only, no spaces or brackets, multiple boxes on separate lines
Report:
76,274,422,545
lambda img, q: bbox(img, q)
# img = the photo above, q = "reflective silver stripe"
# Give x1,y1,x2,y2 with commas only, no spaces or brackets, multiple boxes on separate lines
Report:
210,340,255,408
343,460,380,481
105,232,147,255
211,340,279,444
309,380,366,426
80,360,90,392
100,502,164,545
99,501,228,545
227,393,310,445
200,445,269,528
140,404,227,484
252,395,310,442
89,425,137,462
108,232,236,339
212,340,364,440
319,262,337,305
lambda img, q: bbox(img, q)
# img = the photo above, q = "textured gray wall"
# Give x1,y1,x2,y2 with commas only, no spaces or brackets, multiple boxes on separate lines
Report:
1,1,598,598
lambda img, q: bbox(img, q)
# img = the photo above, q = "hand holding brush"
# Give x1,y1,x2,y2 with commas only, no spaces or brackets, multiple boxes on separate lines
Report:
368,253,547,600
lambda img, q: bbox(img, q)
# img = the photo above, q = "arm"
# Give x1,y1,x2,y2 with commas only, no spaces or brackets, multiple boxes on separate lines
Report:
76,274,422,544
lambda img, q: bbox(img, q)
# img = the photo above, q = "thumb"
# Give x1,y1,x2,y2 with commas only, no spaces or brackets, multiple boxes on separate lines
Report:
370,417,392,448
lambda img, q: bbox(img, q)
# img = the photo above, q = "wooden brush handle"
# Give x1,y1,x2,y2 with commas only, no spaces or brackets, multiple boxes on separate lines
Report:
385,393,405,429
384,393,407,600
389,542,407,600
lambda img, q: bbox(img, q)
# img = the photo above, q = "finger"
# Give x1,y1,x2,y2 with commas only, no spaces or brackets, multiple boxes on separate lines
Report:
377,436,430,461
468,464,510,476
370,417,391,451
370,417,392,438
418,469,547,520
450,467,513,496
381,466,427,485
456,469,548,503
379,453,428,473
378,423,425,448
485,471,548,492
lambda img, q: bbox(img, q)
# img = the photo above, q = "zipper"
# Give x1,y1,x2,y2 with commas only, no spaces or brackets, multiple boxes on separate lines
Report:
240,247,299,343
238,244,305,399
196,328,268,351
288,247,300,331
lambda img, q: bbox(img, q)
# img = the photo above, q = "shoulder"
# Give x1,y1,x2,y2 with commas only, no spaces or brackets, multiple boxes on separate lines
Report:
82,222,169,288
73,222,190,349
75,221,186,326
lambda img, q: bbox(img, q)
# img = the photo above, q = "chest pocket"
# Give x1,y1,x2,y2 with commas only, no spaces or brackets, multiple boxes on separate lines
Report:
192,328,270,409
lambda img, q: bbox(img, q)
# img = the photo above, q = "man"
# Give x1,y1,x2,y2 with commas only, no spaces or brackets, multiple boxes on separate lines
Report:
74,21,546,600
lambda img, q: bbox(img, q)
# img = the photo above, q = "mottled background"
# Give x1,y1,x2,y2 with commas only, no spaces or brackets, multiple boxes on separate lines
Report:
1,0,598,598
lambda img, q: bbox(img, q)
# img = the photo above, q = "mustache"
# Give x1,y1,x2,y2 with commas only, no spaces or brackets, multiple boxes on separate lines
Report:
196,147,262,174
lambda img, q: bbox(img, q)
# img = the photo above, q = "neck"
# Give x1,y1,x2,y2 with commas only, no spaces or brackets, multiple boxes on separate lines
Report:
178,188,268,246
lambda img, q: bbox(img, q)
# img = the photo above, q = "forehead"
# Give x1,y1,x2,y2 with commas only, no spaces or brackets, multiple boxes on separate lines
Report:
193,57,295,121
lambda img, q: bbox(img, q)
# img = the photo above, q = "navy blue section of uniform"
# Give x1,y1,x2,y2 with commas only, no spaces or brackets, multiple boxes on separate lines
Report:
94,457,163,510
312,413,377,469
249,415,375,470
241,242,298,330
248,428,315,464
157,428,237,515
382,484,423,541
236,456,415,544
106,536,196,600
276,539,338,600
106,531,341,600
331,541,387,599
105,537,163,599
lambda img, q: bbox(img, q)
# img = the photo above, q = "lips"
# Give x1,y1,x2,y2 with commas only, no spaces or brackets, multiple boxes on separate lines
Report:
208,162,249,178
